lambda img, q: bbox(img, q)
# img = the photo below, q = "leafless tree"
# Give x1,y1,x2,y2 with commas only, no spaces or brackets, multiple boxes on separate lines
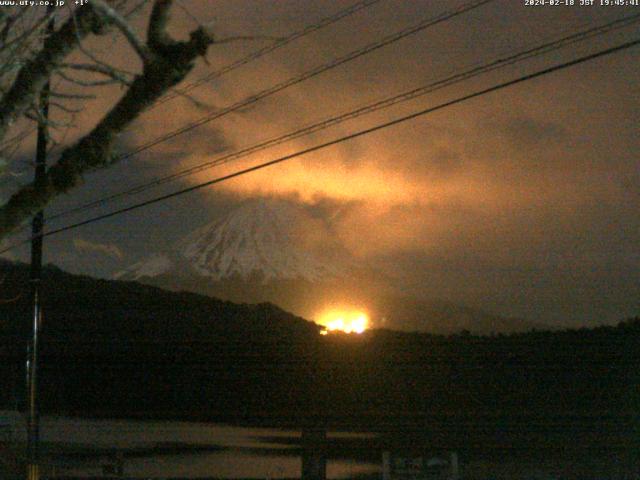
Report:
0,0,230,240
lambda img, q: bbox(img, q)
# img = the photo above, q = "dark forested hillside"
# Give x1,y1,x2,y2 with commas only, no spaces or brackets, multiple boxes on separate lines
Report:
1,260,639,458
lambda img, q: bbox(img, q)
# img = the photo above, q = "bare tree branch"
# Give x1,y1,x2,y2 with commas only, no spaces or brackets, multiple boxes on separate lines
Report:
48,112,78,155
0,9,28,45
164,88,216,111
60,62,134,84
0,5,110,143
56,69,130,88
148,0,174,51
0,10,50,53
0,0,216,237
0,127,33,151
24,107,71,130
49,101,84,114
124,0,152,19
91,0,152,63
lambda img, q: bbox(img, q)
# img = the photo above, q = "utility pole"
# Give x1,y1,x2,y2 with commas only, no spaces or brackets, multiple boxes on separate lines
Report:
26,7,55,480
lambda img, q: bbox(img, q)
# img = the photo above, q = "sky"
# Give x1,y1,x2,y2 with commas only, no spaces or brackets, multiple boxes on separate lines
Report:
1,0,639,326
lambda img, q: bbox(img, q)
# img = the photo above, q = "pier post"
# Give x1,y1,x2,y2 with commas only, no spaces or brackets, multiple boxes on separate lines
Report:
301,427,327,480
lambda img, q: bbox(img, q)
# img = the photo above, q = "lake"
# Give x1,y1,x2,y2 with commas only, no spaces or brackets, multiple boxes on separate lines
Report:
1,411,380,478
2,410,636,479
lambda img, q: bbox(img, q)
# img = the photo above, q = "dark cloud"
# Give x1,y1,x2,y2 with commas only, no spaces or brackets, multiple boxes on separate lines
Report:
499,116,568,148
73,237,123,260
5,0,637,327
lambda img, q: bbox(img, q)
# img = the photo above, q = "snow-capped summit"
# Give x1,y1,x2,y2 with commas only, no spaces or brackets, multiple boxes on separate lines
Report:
178,198,342,282
116,198,345,283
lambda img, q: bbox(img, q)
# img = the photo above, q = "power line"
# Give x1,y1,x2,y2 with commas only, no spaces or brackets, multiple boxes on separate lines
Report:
18,0,493,228
110,0,495,163
152,0,385,109
41,12,640,224
4,0,495,238
1,35,637,255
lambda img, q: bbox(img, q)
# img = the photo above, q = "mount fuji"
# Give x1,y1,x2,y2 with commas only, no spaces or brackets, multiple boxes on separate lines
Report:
116,198,545,334
116,198,347,284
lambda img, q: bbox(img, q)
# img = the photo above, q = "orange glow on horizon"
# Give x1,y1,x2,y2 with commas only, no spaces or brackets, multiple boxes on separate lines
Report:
317,309,369,335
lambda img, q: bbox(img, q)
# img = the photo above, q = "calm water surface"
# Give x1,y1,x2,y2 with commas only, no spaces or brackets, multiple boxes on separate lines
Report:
3,411,634,479
37,414,379,478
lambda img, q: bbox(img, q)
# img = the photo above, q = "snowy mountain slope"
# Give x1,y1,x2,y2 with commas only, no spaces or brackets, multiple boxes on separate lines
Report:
116,198,346,283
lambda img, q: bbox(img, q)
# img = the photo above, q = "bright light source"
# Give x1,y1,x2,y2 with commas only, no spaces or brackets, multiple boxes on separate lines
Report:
317,309,369,335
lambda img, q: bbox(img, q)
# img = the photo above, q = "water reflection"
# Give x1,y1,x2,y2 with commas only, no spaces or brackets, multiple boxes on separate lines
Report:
29,414,379,478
